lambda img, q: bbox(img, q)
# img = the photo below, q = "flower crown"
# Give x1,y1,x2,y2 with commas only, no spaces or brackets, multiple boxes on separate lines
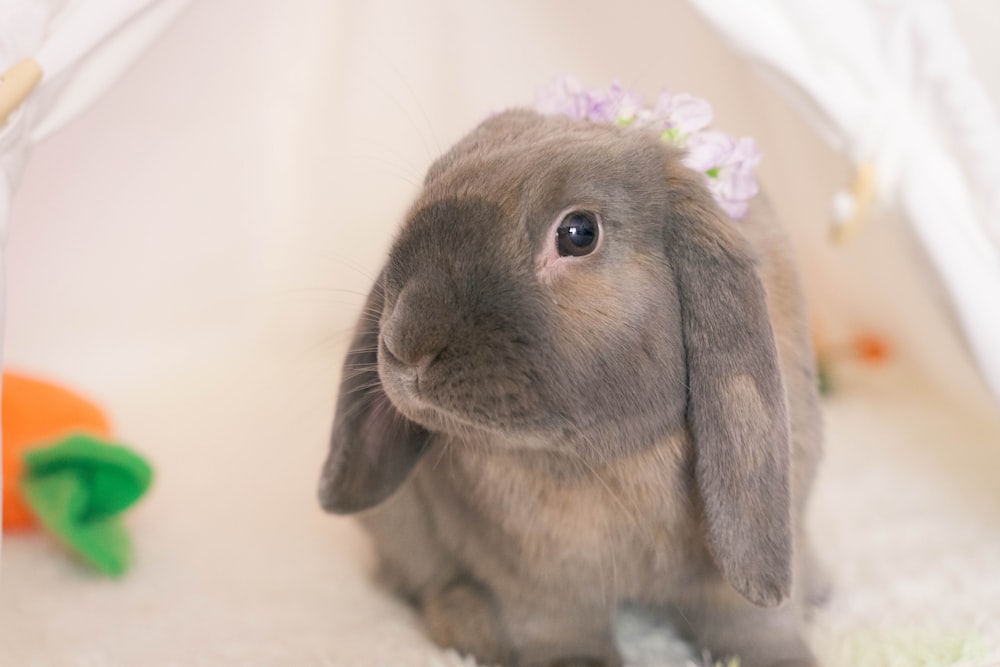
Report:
534,76,761,219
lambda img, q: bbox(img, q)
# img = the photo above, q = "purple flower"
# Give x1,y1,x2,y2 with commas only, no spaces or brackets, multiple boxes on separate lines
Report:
535,76,643,125
535,77,761,219
584,81,644,124
647,90,713,136
685,132,762,219
683,130,734,172
534,76,589,120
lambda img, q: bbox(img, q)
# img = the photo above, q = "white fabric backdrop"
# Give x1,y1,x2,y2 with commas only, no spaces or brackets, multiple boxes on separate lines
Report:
690,0,1000,404
0,0,189,575
5,1,999,411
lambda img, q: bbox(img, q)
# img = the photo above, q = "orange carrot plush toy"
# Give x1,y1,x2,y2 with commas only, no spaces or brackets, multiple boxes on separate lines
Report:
2,371,152,575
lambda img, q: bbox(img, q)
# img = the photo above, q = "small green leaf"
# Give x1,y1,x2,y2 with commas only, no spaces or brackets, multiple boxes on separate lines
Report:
660,127,684,145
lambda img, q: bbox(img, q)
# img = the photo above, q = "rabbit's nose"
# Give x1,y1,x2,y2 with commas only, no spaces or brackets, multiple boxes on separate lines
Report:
381,284,453,369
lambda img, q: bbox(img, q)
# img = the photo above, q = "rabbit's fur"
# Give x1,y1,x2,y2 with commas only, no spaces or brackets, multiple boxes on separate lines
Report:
320,110,825,667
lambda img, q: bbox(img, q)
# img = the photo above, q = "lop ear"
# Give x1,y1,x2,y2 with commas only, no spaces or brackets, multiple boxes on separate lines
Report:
664,167,792,607
318,277,431,514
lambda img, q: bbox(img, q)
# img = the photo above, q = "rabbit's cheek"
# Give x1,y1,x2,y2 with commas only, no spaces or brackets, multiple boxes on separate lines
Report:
545,264,662,352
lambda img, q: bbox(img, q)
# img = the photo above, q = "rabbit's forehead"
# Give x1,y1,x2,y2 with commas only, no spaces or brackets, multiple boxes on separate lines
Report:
420,130,667,234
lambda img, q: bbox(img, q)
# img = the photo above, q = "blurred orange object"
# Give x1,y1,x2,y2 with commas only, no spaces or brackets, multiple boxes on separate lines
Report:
2,371,111,530
853,334,892,365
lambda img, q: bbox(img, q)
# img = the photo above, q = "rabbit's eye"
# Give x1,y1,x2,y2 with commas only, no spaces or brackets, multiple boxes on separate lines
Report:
556,211,600,257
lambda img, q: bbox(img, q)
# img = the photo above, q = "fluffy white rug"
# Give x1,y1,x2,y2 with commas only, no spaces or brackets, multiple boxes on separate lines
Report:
1,348,998,667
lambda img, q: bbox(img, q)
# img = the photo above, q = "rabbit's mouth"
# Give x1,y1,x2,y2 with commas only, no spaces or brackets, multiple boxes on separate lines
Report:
378,333,554,440
378,337,467,433
378,337,429,404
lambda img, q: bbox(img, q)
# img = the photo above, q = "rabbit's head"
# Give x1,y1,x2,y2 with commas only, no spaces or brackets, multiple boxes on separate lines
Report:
321,109,793,607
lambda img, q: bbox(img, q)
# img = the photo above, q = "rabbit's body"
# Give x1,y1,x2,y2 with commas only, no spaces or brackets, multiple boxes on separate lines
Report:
321,110,824,667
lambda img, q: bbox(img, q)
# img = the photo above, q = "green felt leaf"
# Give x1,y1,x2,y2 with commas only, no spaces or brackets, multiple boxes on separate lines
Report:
20,434,153,576
24,434,153,520
22,470,131,576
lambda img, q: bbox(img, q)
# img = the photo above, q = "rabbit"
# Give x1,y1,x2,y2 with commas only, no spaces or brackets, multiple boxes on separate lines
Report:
319,109,826,667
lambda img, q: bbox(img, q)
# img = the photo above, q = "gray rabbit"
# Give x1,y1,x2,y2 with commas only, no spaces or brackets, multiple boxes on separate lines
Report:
319,109,826,667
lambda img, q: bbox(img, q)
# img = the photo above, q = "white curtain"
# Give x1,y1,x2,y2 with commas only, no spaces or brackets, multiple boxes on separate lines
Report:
0,0,189,565
690,0,1000,403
